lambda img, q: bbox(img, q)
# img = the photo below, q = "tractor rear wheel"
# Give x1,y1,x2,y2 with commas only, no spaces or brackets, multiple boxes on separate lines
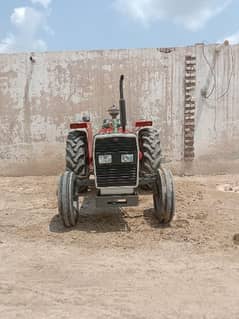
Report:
153,167,175,225
139,128,161,190
66,130,89,193
58,171,79,227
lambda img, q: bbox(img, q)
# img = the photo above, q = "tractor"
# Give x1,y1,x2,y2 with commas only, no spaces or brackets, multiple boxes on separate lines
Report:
57,75,175,227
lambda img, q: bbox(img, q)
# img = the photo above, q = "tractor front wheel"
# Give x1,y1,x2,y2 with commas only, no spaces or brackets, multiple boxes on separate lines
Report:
153,167,175,225
58,171,79,227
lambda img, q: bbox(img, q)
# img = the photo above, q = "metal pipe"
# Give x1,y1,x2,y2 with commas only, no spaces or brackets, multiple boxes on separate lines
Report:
119,75,126,132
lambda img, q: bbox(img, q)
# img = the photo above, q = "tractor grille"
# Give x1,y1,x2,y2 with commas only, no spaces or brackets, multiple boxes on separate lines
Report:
94,135,138,187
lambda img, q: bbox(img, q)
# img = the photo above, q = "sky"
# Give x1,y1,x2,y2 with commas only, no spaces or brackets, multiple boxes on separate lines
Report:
0,0,239,53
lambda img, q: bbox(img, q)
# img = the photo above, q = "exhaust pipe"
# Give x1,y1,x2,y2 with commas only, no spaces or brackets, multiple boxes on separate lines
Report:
119,75,127,132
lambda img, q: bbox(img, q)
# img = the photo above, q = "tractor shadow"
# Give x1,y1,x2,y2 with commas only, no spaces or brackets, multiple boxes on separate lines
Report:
143,208,171,229
139,189,171,229
49,191,130,234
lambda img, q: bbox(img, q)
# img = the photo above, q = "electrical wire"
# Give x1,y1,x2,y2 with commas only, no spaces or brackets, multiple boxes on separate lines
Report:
216,45,234,100
201,43,234,100
202,44,217,99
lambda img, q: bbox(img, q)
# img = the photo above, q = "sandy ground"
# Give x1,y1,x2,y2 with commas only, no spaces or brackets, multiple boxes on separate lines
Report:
0,175,239,319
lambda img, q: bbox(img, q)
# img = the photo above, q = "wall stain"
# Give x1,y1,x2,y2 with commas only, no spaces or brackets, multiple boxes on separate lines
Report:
23,55,34,144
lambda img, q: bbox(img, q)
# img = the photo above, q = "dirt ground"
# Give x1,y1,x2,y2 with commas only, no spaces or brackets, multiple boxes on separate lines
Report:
0,174,239,319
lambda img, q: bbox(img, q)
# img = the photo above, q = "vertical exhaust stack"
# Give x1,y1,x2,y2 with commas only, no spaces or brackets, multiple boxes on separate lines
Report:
119,75,127,132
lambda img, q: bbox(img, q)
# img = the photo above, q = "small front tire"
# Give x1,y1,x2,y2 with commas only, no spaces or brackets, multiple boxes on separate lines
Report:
153,167,175,225
58,171,79,227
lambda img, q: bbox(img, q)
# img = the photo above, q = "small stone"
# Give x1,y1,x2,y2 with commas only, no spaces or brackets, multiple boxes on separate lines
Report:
233,233,239,245
224,184,231,192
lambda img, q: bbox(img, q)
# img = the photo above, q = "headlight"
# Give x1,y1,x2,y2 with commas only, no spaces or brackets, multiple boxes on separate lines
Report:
121,154,134,163
98,154,112,164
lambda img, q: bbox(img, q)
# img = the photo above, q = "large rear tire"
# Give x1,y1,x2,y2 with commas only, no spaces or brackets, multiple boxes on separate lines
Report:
139,128,161,190
66,130,89,193
58,171,79,227
153,167,175,225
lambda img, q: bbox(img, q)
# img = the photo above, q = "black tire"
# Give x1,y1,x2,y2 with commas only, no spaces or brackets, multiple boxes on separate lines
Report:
58,171,79,227
139,128,161,190
153,167,175,225
66,130,89,193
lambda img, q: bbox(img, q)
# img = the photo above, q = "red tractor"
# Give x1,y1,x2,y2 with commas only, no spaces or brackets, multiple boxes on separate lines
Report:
57,75,175,227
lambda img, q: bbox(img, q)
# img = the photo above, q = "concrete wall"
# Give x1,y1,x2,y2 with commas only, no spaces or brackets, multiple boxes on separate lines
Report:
0,44,238,176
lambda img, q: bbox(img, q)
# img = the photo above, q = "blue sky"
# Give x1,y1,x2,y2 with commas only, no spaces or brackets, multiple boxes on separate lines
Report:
0,0,239,53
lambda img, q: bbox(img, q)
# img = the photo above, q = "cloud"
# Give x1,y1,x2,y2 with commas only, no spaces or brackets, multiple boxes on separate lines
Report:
0,2,53,53
114,0,232,31
30,0,52,8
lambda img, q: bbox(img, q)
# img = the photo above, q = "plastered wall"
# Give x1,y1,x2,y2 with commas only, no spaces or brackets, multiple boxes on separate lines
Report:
0,44,238,176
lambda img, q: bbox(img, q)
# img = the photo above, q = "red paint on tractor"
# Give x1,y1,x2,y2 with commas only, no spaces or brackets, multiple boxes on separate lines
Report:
70,122,88,129
99,127,130,134
139,151,143,160
135,120,153,127
86,122,93,169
